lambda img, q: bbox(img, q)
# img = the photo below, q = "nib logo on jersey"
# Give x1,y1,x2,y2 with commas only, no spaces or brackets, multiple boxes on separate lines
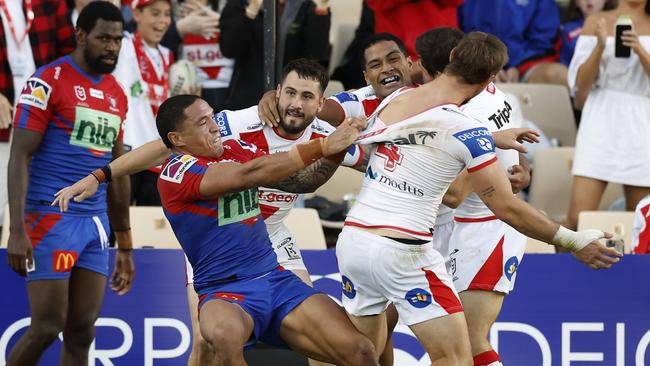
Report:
365,166,424,197
70,106,121,153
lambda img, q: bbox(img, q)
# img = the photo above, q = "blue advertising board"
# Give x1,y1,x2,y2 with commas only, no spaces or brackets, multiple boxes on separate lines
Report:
0,249,648,365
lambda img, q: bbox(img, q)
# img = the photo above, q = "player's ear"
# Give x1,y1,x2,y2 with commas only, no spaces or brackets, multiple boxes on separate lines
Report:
275,84,281,100
363,71,370,86
167,131,185,147
75,28,87,47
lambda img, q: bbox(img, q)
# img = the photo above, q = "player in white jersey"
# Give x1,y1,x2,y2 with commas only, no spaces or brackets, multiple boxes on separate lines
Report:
416,28,532,366
53,59,364,366
336,32,622,365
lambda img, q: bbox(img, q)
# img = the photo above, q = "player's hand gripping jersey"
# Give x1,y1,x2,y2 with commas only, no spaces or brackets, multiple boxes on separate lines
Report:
215,106,362,235
158,140,279,290
15,55,128,215
347,87,497,240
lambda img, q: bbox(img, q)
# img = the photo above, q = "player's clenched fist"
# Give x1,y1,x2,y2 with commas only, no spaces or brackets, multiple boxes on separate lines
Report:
322,117,365,156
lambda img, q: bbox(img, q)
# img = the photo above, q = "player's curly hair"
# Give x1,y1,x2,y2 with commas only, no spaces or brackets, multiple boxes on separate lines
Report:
76,1,124,34
157,95,202,148
444,32,508,85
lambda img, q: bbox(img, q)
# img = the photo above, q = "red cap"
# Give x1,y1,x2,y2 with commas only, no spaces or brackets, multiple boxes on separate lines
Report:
132,0,170,9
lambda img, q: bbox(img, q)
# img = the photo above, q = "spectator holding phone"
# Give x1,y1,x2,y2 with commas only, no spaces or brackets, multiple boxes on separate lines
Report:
565,0,650,236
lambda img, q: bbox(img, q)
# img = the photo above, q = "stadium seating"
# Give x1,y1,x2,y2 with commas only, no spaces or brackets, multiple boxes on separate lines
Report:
577,211,635,253
129,206,181,249
525,237,555,253
313,166,364,203
328,1,362,73
284,208,328,250
529,147,623,223
498,83,577,147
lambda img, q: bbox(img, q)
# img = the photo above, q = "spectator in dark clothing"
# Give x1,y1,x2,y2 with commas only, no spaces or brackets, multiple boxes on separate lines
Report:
220,0,331,110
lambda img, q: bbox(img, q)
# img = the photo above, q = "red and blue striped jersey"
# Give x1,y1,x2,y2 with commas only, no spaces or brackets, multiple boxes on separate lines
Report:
14,55,128,215
158,139,278,289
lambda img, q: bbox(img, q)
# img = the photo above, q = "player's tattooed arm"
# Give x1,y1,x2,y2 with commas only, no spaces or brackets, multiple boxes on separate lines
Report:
352,145,372,173
268,158,340,193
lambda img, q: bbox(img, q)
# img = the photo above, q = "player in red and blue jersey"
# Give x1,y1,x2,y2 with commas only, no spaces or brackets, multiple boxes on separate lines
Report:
154,94,377,365
5,3,134,365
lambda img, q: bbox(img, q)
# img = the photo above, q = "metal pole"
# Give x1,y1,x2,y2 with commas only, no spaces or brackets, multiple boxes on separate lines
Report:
262,0,277,91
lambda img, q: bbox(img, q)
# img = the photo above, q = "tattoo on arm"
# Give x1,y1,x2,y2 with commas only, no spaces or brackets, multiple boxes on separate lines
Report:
270,158,340,193
480,186,496,199
353,145,372,173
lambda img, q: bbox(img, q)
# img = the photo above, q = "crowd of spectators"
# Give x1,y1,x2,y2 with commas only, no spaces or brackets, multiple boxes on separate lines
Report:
0,0,648,252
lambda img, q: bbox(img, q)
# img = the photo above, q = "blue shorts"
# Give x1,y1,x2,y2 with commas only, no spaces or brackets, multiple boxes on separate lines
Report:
25,211,110,281
197,267,318,349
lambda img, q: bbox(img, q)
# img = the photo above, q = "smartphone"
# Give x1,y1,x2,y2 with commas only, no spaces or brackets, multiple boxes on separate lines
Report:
615,15,633,58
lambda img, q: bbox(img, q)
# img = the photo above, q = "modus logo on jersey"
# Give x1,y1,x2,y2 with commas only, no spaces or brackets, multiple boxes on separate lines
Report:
366,166,424,197
18,77,52,110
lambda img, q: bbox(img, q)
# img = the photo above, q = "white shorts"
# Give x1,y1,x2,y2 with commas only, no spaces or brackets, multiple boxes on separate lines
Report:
432,220,455,270
184,224,307,285
336,227,463,326
448,218,526,294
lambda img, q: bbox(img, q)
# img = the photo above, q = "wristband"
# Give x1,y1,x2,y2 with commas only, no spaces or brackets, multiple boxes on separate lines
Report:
552,226,604,252
101,164,112,182
114,228,133,251
288,138,325,169
90,170,104,183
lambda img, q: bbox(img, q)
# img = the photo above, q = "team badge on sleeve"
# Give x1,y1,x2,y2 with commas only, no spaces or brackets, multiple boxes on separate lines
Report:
453,127,495,158
161,155,199,183
18,78,52,110
333,92,359,104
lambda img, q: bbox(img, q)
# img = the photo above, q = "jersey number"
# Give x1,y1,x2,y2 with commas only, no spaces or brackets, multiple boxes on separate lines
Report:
375,144,403,172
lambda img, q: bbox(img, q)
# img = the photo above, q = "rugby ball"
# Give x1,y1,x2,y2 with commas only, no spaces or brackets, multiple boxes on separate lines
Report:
169,59,198,96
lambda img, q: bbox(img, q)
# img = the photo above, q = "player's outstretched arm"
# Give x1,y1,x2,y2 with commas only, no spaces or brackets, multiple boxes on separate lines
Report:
469,162,622,269
6,129,43,277
492,128,540,153
200,118,364,197
107,139,135,296
53,139,170,211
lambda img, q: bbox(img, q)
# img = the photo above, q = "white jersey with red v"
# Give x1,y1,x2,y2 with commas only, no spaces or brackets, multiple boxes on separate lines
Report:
215,106,363,235
346,88,498,240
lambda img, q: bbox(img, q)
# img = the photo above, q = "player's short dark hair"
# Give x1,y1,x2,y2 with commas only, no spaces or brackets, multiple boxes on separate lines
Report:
416,27,465,77
157,95,202,148
360,33,408,67
444,32,508,85
76,1,125,34
280,58,329,95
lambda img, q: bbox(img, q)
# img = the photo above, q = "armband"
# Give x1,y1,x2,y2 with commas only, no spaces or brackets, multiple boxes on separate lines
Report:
288,138,325,169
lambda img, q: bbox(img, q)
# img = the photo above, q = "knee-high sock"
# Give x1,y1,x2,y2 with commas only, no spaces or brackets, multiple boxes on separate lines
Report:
473,350,503,366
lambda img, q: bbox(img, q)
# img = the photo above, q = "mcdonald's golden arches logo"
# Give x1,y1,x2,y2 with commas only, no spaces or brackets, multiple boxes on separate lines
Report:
52,251,78,272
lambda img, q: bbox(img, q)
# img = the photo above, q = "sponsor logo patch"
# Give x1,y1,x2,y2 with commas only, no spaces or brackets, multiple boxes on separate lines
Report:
70,106,122,152
214,112,232,137
53,251,78,272
334,92,359,104
218,188,261,225
160,155,199,184
214,292,245,302
453,127,495,158
405,288,432,308
18,77,52,110
341,275,356,299
74,85,87,101
504,256,519,281
90,88,104,99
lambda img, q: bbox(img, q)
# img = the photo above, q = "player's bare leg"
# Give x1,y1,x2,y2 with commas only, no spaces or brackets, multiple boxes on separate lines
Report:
280,294,378,366
459,290,505,366
7,279,69,366
60,268,107,365
199,299,254,366
525,63,569,86
623,185,650,211
187,286,213,366
379,304,398,366
347,312,387,359
409,312,472,366
565,176,608,231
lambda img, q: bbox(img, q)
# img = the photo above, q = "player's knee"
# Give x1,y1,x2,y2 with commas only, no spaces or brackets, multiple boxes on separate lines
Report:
28,319,65,346
338,335,377,365
63,324,96,349
201,324,245,355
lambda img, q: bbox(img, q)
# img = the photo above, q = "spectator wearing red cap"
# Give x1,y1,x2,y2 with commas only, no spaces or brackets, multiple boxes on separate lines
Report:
112,0,173,205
